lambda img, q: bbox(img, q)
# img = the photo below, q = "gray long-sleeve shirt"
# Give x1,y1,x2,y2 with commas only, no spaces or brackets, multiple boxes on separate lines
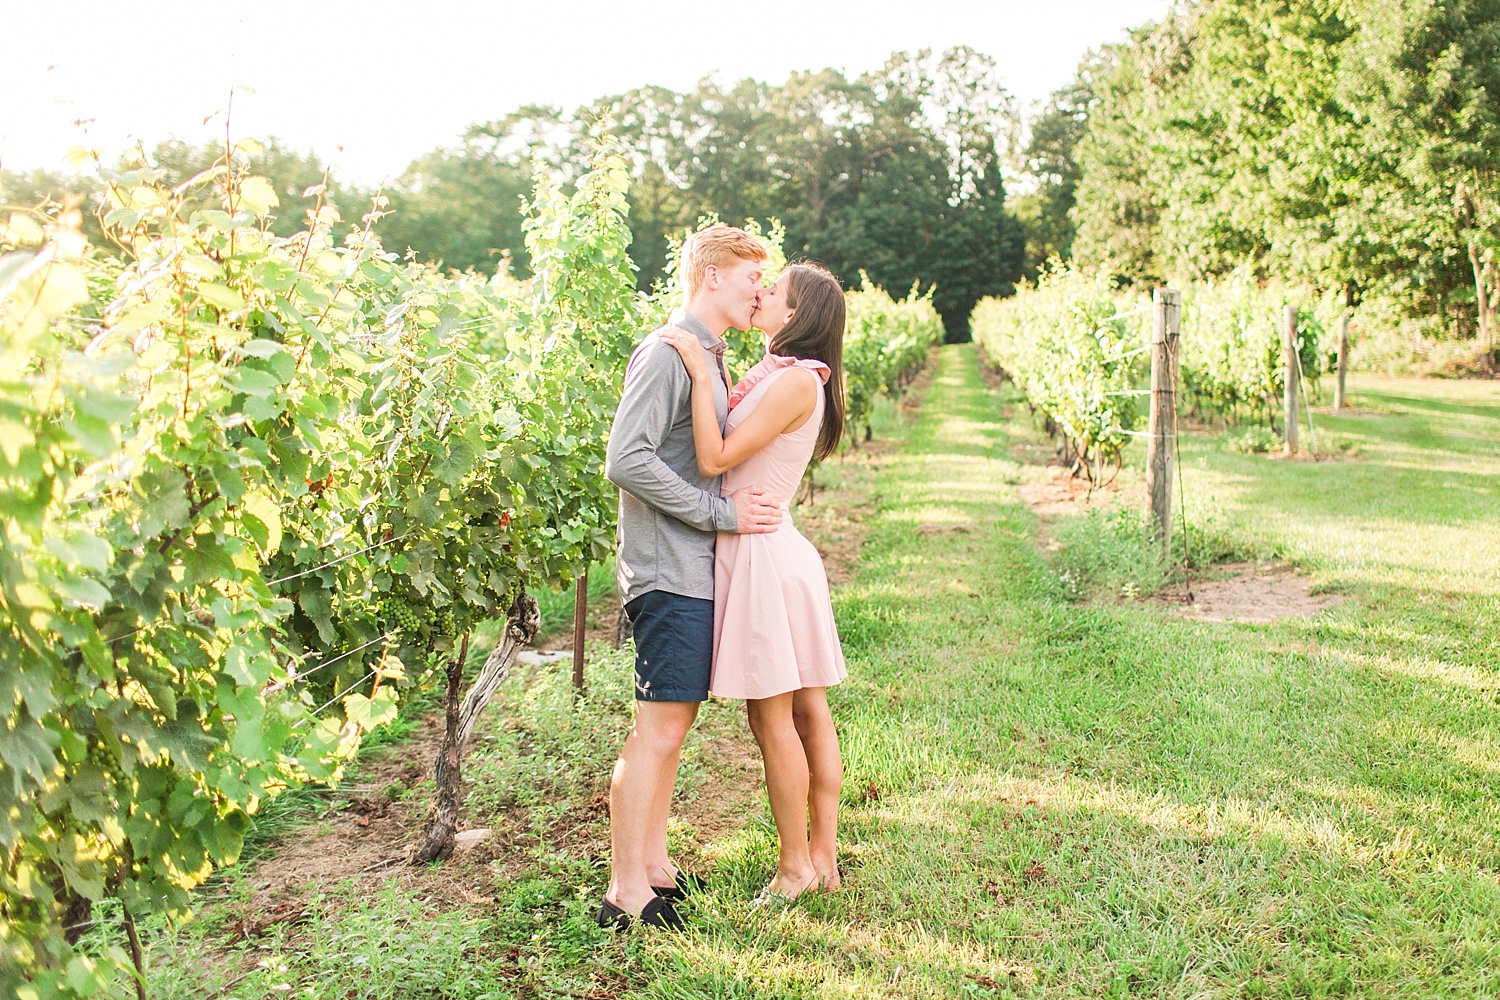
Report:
605,308,737,603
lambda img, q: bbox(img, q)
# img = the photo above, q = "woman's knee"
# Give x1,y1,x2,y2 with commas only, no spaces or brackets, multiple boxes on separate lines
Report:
747,696,795,739
791,689,831,731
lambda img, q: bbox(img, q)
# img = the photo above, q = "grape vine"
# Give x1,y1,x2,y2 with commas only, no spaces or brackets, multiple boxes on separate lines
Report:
971,265,1149,479
971,265,1326,476
843,275,944,442
0,126,637,997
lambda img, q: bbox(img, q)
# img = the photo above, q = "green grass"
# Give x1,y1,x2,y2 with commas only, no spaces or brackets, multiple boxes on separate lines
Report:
139,350,1499,998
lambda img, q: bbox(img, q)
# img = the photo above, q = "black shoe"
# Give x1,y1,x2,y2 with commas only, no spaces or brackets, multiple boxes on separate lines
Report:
596,894,685,930
649,871,702,902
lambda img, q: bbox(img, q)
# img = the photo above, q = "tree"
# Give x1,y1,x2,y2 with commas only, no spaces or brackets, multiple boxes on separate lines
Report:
0,169,110,252
150,136,367,238
854,48,1025,339
376,107,560,275
1066,0,1500,343
1337,0,1500,341
1011,70,1096,277
1069,12,1194,285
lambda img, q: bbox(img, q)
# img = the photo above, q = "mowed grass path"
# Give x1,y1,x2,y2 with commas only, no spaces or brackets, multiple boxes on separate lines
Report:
647,346,1500,997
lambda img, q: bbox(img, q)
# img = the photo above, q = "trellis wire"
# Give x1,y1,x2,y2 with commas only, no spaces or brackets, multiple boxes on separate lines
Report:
272,633,392,691
266,531,414,586
301,668,380,724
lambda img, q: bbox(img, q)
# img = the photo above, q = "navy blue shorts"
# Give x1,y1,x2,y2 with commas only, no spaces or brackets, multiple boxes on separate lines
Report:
624,591,713,702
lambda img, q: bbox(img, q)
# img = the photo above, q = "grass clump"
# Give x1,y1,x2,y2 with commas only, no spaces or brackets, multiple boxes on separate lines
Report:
1049,494,1253,602
1052,507,1168,602
1224,425,1281,454
151,883,507,1000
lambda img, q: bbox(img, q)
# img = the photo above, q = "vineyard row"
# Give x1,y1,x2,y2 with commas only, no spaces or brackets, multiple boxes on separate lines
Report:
970,265,1342,479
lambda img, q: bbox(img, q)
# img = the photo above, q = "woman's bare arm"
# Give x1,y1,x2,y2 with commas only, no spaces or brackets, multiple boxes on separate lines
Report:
657,328,818,477
687,365,818,476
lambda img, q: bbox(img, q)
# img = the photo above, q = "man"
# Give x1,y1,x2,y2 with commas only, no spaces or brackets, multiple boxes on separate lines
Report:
600,224,781,928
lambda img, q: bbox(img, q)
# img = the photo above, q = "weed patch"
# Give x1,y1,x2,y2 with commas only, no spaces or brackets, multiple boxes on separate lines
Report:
1052,507,1168,602
1224,425,1281,454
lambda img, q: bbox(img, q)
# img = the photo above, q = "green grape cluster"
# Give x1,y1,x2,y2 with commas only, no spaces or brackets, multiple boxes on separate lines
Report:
436,607,471,639
383,594,428,638
85,741,125,783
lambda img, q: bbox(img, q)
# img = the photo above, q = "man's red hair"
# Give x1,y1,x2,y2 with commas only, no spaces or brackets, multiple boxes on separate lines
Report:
680,224,768,299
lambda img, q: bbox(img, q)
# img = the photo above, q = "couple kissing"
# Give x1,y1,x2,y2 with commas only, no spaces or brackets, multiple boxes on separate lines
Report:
599,224,849,929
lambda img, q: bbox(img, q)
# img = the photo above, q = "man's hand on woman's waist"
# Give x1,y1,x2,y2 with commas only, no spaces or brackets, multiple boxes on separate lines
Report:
728,486,782,534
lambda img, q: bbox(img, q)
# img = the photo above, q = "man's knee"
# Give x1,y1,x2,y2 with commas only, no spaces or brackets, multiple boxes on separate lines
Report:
632,702,698,755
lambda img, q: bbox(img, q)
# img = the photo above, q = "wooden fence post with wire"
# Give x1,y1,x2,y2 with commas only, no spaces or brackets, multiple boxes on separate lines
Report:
1334,311,1351,411
1146,287,1181,559
572,571,587,695
1283,305,1300,455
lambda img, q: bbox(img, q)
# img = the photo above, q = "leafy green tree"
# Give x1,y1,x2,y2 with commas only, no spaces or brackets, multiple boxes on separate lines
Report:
0,169,110,251
868,48,1026,340
375,107,560,275
589,50,1026,336
1011,70,1096,278
148,136,367,238
0,126,643,997
1336,0,1500,341
584,86,699,285
1069,11,1194,285
1066,0,1499,343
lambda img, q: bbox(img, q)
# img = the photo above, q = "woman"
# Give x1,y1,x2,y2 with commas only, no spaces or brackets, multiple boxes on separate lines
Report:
657,262,848,903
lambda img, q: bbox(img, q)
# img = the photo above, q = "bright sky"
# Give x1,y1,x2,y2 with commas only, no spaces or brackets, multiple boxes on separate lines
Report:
6,0,1170,185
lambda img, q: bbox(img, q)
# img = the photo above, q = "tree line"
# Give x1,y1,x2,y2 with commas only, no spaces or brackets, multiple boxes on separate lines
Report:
7,13,1495,352
1022,0,1499,351
2,47,1023,342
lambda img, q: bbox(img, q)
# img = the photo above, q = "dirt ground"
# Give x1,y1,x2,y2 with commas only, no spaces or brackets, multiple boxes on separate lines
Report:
1013,444,1341,624
1018,465,1144,519
1156,561,1343,624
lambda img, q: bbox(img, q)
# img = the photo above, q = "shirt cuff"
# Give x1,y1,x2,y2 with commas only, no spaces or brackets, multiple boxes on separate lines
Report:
712,495,738,533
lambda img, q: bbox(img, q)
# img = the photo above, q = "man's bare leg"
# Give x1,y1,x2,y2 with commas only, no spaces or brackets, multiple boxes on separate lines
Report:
792,687,842,888
644,743,682,887
606,700,698,915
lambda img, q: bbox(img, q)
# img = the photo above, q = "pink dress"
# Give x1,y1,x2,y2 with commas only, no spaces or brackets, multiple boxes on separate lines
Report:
710,354,848,700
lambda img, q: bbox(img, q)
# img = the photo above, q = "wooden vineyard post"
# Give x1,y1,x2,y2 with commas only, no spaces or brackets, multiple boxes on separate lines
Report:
1146,287,1181,559
1282,305,1300,455
572,571,587,694
1334,312,1350,411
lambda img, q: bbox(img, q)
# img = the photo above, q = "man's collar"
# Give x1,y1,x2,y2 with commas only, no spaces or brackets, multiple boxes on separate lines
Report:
668,308,722,350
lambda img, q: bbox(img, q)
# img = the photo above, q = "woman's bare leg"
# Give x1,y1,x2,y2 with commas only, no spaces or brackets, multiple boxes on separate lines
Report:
746,693,819,897
792,687,842,888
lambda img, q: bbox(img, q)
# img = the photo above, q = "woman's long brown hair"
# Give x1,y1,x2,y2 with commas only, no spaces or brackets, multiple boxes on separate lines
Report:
768,263,846,461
